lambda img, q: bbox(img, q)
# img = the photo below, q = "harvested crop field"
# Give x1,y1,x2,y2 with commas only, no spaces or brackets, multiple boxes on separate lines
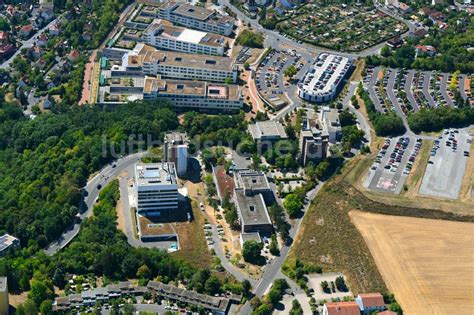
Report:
350,210,474,315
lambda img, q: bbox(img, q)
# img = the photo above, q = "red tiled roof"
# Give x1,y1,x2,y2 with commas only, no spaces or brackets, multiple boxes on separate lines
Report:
214,165,234,199
68,49,80,59
20,24,33,33
416,45,436,53
325,301,360,315
378,311,397,315
358,293,385,308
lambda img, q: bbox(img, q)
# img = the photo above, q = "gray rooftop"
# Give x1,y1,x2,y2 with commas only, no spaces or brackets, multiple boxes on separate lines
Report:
172,3,214,21
237,171,270,191
234,189,271,227
164,131,188,145
248,121,288,141
240,232,262,243
135,163,177,186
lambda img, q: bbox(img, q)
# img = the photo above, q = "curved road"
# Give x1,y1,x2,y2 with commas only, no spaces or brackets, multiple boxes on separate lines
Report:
44,152,146,256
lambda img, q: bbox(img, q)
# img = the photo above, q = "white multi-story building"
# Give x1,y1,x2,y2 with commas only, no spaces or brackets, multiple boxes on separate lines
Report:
135,163,178,216
142,76,243,112
164,132,189,177
142,21,227,56
140,2,235,36
118,44,238,83
298,53,353,103
320,106,342,143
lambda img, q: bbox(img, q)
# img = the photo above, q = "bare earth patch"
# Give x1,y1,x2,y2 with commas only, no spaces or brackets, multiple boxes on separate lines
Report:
350,210,474,315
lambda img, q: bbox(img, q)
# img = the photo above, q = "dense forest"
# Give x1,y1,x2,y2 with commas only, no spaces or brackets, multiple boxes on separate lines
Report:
0,100,251,311
407,106,474,133
0,100,179,248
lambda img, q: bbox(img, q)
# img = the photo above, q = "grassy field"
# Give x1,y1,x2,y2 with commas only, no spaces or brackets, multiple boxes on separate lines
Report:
172,200,212,270
287,155,474,295
351,210,474,315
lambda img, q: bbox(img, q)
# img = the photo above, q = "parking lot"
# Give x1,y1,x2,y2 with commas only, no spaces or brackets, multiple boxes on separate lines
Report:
419,129,471,200
256,50,303,96
365,136,421,194
363,67,470,117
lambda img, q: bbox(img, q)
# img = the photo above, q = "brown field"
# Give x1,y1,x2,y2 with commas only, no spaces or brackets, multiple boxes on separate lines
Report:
350,210,474,315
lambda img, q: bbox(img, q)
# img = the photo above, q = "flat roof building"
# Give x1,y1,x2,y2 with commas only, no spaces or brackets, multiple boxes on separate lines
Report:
235,170,275,205
137,215,177,242
143,21,228,56
239,232,261,248
142,76,243,112
247,121,288,142
0,277,8,315
320,106,342,143
298,53,353,103
299,109,329,165
0,234,20,256
147,281,239,314
234,188,272,234
120,44,238,83
140,2,235,36
135,162,178,216
164,131,189,177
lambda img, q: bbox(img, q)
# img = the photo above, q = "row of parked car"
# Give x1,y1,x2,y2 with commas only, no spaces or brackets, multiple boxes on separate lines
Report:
372,137,420,174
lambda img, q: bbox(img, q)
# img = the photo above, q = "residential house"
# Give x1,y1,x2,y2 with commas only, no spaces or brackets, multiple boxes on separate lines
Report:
29,45,42,59
415,45,437,57
396,2,412,14
36,58,47,70
0,234,20,256
355,293,386,314
0,31,14,60
19,24,33,39
67,49,80,61
6,5,17,17
386,36,403,48
410,28,428,39
323,301,361,315
37,34,48,47
48,22,60,36
82,31,92,41
435,20,449,29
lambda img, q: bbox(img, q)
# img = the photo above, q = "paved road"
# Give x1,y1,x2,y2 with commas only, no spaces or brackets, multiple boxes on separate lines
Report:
238,184,322,315
387,69,412,134
44,152,146,256
343,82,373,144
0,16,61,69
209,224,255,284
